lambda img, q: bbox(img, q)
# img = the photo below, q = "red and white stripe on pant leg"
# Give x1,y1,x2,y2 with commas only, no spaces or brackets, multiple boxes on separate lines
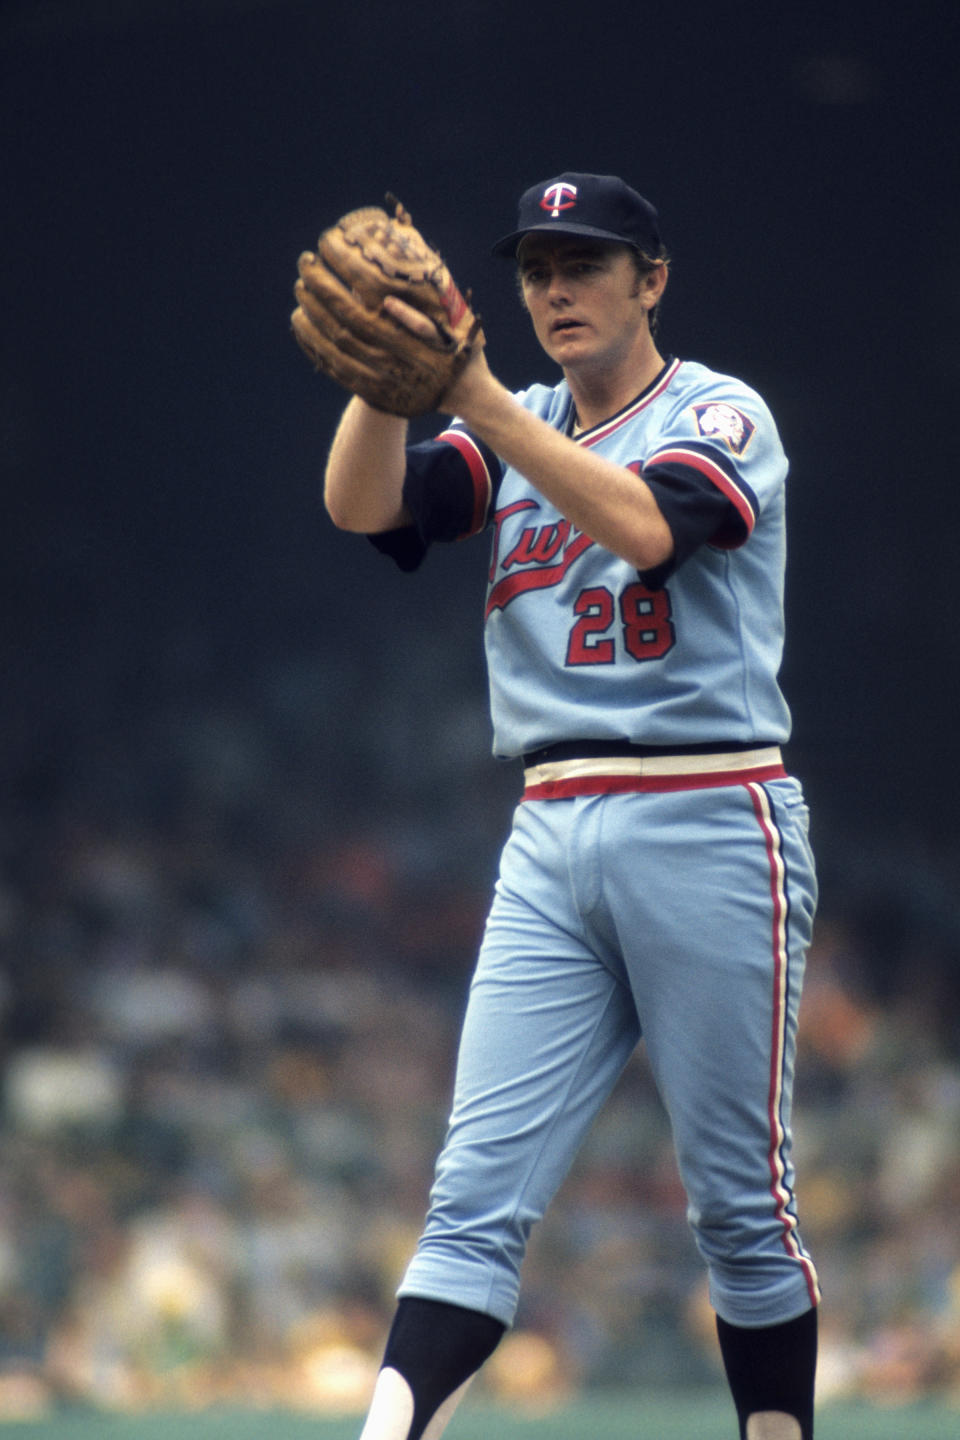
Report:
746,781,822,1309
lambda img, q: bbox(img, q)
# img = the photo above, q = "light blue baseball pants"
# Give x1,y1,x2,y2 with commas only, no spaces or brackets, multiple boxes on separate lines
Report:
399,776,820,1329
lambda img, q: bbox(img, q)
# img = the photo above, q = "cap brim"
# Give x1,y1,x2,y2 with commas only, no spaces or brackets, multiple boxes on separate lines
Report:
490,221,635,258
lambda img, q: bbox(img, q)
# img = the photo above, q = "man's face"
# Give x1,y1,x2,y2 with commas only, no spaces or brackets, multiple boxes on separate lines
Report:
517,237,656,373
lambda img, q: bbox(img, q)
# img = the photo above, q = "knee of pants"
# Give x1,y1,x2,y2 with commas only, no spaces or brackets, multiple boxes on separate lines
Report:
686,1198,745,1264
686,1191,806,1282
687,1199,819,1325
420,1174,537,1281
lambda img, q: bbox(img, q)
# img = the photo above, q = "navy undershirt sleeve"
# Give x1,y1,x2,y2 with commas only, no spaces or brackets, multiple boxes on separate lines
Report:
639,460,747,589
368,525,429,572
369,433,500,571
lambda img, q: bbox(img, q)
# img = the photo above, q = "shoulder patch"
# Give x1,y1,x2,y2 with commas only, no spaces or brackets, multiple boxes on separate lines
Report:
692,402,756,456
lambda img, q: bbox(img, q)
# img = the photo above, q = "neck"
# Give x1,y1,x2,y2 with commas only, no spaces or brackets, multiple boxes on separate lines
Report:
566,342,665,432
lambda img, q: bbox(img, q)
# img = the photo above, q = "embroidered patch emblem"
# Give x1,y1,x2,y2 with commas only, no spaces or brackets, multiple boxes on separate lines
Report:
693,402,756,455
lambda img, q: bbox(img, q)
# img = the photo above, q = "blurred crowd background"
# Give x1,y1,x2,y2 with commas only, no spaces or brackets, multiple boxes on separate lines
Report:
2,616,960,1420
2,0,958,1425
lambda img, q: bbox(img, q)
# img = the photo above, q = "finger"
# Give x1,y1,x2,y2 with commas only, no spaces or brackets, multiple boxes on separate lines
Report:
382,294,440,340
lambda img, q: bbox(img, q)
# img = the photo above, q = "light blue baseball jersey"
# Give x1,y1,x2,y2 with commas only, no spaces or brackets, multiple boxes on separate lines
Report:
382,356,793,759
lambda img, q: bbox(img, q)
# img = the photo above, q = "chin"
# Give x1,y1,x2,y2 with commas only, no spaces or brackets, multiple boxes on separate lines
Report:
550,336,593,364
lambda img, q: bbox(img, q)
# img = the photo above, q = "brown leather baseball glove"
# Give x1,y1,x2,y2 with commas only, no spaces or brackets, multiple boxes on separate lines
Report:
291,197,484,417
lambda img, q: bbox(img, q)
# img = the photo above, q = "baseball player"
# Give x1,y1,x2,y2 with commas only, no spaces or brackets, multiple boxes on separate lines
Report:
311,172,820,1440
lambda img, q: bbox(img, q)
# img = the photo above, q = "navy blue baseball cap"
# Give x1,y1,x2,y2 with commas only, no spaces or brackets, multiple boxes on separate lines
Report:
492,171,662,257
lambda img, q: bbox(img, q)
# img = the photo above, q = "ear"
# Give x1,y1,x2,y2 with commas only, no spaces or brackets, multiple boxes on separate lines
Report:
640,261,669,311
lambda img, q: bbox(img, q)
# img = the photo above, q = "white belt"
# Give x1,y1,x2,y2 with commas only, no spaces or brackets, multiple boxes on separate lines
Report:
523,746,785,798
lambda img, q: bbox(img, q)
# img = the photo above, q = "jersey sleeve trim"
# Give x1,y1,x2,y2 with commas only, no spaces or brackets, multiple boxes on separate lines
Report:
367,427,501,571
645,441,758,548
435,427,497,537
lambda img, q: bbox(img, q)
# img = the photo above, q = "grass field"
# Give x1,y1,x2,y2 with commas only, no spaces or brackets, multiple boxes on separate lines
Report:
5,1392,960,1440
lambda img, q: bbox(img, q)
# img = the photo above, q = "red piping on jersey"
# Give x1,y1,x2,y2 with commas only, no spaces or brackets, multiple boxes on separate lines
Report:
576,358,682,446
436,429,494,536
643,444,756,544
523,762,786,800
746,780,822,1310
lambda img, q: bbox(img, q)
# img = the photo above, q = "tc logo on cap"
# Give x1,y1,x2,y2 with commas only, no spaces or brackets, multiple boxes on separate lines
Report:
540,182,578,217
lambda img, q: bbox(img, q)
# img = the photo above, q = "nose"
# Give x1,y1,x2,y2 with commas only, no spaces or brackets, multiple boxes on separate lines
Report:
546,269,571,304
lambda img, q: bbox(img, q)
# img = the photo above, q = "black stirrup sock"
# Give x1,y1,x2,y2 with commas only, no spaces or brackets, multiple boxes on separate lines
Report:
381,1296,506,1440
716,1306,818,1440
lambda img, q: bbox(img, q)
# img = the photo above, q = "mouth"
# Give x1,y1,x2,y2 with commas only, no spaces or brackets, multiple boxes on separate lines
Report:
550,318,584,336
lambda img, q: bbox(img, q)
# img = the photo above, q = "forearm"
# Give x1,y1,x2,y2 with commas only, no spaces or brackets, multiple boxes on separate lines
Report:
324,397,411,533
451,372,673,571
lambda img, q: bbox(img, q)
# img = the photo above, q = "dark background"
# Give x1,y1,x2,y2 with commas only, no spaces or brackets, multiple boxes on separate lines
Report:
1,0,957,991
0,0,959,1414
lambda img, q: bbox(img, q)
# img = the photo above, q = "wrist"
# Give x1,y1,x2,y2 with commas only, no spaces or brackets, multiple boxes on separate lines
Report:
439,350,505,423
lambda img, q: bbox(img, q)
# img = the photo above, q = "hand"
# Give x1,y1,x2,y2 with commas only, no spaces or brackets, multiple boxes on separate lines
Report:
381,295,492,417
